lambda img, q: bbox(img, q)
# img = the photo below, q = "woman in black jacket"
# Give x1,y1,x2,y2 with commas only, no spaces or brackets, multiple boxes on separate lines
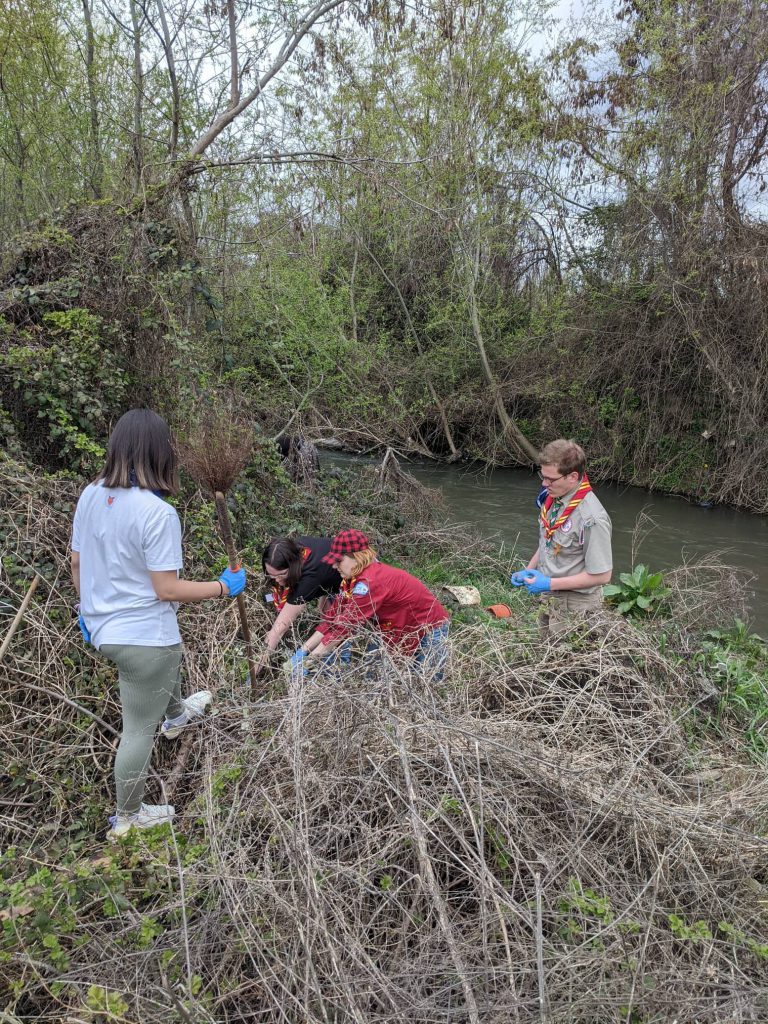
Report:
256,536,341,671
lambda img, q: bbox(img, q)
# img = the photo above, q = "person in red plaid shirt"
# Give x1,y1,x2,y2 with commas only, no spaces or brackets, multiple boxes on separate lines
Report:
285,529,450,680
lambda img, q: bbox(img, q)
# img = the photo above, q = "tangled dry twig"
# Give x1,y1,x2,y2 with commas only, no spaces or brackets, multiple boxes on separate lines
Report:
2,455,767,1023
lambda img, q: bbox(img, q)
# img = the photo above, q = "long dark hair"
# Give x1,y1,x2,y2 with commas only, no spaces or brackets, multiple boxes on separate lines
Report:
101,409,179,494
262,537,305,591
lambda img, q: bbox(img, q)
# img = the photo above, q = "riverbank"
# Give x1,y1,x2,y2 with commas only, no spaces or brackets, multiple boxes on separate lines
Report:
325,451,768,634
2,200,766,521
2,451,768,1021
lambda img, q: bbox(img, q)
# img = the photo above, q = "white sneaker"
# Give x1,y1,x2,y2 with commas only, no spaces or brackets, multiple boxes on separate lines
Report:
160,690,213,739
108,802,175,839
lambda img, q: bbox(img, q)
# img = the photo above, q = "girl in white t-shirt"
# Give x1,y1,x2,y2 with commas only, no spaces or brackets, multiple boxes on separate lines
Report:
71,409,246,838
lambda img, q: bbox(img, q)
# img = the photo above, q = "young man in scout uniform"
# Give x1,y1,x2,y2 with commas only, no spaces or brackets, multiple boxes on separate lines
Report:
511,439,612,633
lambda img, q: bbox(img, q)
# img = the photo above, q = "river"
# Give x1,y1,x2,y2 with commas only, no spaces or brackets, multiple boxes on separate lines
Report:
330,455,768,633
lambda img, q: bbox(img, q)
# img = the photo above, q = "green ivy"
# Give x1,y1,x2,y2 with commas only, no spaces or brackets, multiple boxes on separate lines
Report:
85,984,130,1018
0,308,127,473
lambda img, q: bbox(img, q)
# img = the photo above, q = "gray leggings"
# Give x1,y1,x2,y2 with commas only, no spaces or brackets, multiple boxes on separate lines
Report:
100,643,184,815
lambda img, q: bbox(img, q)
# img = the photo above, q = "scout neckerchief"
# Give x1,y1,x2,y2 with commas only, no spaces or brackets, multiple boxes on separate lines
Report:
271,546,311,611
316,573,361,632
539,475,592,545
339,558,379,600
339,572,362,600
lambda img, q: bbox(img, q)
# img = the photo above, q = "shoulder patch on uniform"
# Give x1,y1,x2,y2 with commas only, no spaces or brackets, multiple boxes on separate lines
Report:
352,581,370,596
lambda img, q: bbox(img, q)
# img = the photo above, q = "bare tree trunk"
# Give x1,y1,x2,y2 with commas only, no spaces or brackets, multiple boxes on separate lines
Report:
180,0,347,167
465,241,539,463
345,220,461,459
226,0,239,108
129,0,145,192
12,126,27,226
349,231,359,343
0,74,29,229
154,0,181,160
81,0,104,198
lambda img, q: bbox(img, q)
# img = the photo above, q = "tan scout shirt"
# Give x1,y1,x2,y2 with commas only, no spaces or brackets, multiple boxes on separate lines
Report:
537,488,612,595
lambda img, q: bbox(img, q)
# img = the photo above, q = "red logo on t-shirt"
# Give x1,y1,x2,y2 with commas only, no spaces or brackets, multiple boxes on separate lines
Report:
107,495,115,506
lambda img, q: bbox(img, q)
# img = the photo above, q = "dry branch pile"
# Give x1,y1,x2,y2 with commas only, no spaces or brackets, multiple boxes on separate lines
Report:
2,455,768,1023
371,448,446,522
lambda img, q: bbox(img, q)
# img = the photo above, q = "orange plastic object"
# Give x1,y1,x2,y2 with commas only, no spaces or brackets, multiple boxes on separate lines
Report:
486,603,512,618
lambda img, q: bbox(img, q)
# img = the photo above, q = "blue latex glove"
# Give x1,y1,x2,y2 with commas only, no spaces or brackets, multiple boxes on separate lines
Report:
521,569,551,594
219,565,246,597
78,614,91,644
284,648,310,678
510,570,528,587
289,648,308,670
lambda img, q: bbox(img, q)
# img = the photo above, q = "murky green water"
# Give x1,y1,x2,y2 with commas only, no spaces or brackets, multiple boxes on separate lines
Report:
331,455,768,633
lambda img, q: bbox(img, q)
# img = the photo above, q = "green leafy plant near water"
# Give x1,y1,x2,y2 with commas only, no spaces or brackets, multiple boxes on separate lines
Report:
696,620,768,760
604,564,671,617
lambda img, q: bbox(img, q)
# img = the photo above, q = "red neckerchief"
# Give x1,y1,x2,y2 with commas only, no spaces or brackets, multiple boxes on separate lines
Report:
539,475,592,542
271,546,310,611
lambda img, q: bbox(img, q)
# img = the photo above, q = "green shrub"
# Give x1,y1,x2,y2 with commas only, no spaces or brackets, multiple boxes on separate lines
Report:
696,619,768,760
604,564,671,617
0,308,126,474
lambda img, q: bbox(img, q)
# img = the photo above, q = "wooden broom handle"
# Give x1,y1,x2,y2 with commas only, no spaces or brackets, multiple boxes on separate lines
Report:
214,492,259,698
0,574,39,661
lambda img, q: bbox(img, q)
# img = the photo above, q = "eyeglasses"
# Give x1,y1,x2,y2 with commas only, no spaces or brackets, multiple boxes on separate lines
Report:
538,471,566,485
265,568,289,581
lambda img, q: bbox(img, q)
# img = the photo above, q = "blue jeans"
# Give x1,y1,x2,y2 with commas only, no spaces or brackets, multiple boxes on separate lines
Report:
301,642,352,681
322,642,352,668
414,622,450,681
330,625,450,681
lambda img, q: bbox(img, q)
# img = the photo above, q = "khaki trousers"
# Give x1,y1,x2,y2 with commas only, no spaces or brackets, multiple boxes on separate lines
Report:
538,590,603,636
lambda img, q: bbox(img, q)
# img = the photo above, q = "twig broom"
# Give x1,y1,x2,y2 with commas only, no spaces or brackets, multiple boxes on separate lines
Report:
178,410,260,698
